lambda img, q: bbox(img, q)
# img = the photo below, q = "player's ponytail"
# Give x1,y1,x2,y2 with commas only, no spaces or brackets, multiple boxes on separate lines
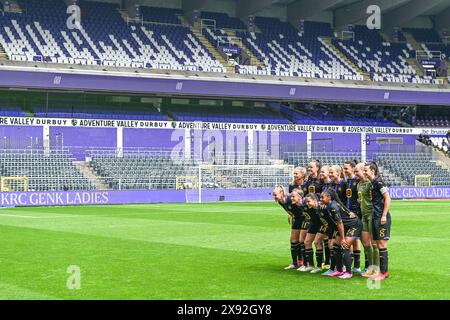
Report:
315,159,322,171
344,160,358,168
366,161,384,182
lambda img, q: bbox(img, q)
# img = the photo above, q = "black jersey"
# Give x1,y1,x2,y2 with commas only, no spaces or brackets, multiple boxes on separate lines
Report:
278,196,304,219
322,180,332,191
370,177,390,218
326,200,359,229
306,176,323,195
330,179,348,203
346,177,360,215
289,181,308,195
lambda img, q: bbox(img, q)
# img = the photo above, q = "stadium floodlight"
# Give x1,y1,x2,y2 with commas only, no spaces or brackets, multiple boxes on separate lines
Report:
415,174,432,187
0,176,29,192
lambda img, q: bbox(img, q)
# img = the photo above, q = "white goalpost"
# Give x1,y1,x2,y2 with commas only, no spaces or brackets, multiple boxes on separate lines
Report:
184,164,294,203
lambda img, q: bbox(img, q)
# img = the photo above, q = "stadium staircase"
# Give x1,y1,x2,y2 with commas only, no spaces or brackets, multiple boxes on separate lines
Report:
75,161,111,190
224,29,264,67
0,43,7,61
321,37,371,81
191,28,235,73
406,58,425,77
177,15,234,73
380,32,392,42
402,31,422,51
7,0,22,13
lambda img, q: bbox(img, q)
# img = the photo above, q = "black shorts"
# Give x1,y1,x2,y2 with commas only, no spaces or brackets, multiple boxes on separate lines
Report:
318,217,331,236
372,213,391,241
307,220,321,234
344,220,363,239
327,226,338,239
301,219,310,231
291,215,304,230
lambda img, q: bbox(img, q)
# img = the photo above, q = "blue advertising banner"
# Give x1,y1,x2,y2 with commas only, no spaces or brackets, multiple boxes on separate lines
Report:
221,45,241,55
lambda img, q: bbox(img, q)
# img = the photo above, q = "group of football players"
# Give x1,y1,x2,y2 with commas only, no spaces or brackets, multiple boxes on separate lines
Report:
273,160,391,281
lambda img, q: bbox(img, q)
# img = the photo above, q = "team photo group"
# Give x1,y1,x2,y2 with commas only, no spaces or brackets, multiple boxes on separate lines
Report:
274,160,392,281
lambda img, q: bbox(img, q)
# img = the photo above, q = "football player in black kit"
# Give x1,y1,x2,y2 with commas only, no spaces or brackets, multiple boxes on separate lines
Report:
319,165,333,271
273,186,305,270
364,162,392,281
320,189,363,279
289,167,309,267
306,160,324,195
343,160,363,274
329,165,348,203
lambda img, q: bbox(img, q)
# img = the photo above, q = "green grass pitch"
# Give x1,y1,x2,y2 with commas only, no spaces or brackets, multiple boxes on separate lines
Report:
0,200,449,300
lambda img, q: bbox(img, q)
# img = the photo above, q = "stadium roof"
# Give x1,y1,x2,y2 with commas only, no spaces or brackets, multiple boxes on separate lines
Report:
133,0,450,31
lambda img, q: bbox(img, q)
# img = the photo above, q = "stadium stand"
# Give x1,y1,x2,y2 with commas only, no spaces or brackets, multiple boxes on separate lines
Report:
420,134,450,158
165,104,291,124
236,19,363,80
89,151,198,190
0,149,94,191
375,153,450,186
88,150,287,190
33,103,168,120
140,6,183,25
200,11,247,30
415,115,450,128
404,28,442,44
280,104,398,126
0,0,447,85
333,26,437,84
0,0,225,72
0,105,26,117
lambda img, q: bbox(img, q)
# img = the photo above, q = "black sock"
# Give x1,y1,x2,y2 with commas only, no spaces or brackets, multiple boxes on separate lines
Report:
334,245,343,272
316,249,324,268
324,240,330,264
305,249,314,267
353,250,361,269
330,248,335,270
343,249,353,274
364,247,370,269
300,243,305,264
290,242,299,266
379,248,389,273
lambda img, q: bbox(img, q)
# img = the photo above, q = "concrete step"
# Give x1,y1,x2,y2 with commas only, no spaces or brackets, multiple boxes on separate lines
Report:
177,15,192,27
380,32,392,42
321,37,370,81
226,29,264,67
75,161,111,190
0,43,8,61
192,30,234,72
9,0,22,13
406,58,424,77
402,31,422,51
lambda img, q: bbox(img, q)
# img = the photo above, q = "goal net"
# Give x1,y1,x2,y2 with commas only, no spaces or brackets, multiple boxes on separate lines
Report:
415,174,431,187
185,164,294,203
0,176,29,192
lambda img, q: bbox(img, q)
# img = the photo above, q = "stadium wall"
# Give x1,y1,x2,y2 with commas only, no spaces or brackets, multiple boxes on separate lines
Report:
3,69,450,105
0,116,446,162
49,127,117,160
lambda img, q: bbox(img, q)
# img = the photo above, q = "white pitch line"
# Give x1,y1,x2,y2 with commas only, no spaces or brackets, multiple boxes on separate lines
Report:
0,214,40,219
0,214,82,219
